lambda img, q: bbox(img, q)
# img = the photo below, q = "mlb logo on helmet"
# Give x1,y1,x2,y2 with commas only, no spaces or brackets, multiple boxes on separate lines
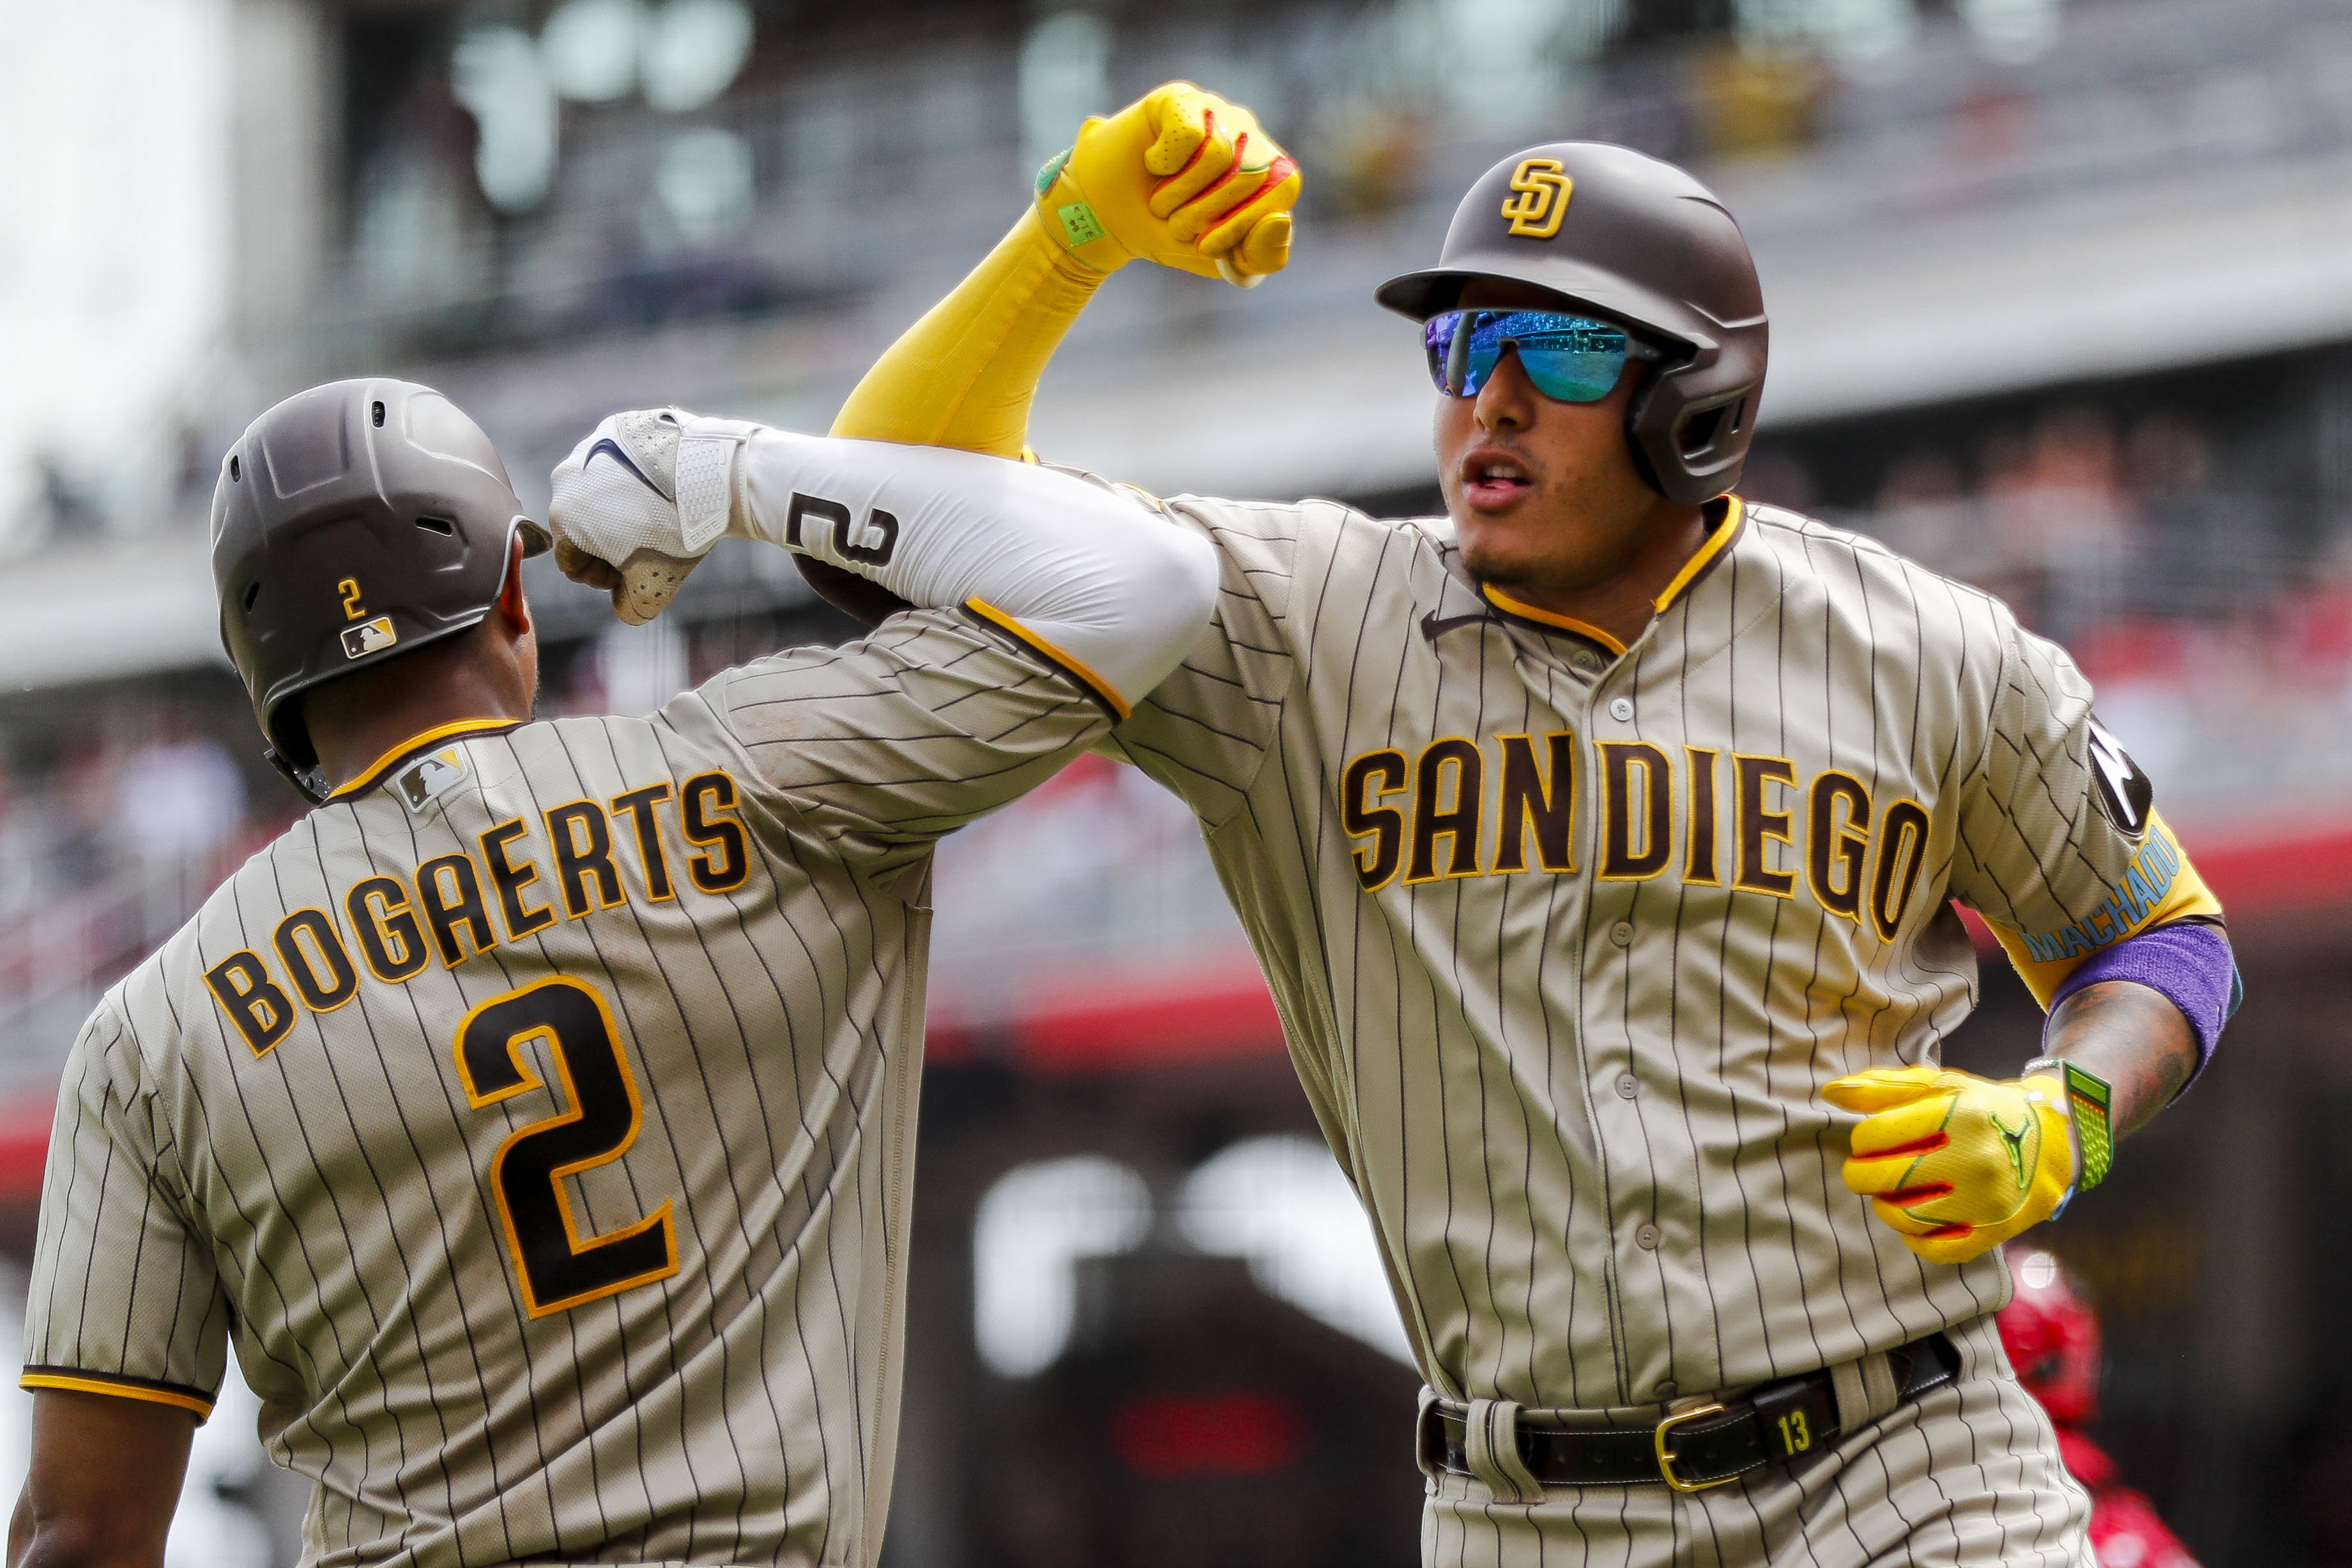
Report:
341,617,397,658
1500,157,1573,238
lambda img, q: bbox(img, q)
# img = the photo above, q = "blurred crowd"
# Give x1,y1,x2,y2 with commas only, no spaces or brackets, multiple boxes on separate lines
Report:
1851,407,2307,640
0,710,288,1076
1753,400,2352,818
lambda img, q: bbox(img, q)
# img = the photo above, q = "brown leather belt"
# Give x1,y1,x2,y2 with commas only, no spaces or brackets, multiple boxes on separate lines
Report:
1423,1332,1959,1493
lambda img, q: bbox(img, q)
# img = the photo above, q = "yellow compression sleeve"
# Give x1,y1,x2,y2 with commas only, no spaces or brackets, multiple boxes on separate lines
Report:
1985,812,2225,1009
830,206,1108,459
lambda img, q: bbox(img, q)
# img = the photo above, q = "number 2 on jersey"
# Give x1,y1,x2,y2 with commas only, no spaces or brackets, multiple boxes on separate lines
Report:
454,977,678,1316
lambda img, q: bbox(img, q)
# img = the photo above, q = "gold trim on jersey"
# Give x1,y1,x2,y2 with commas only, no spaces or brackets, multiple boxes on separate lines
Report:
1684,747,1722,885
21,1367,215,1420
347,875,431,982
1341,749,1409,891
416,853,500,967
328,717,521,801
1732,754,1801,899
680,772,751,894
545,800,629,918
1477,586,1627,655
1493,733,1577,875
1598,742,1674,881
964,598,1133,719
272,908,361,1014
201,775,790,1056
1404,738,1485,884
1806,772,1874,922
454,977,680,1316
1653,494,1746,613
1471,496,1743,652
1333,727,1958,944
203,950,298,1057
609,784,678,902
1869,798,1934,941
480,818,558,940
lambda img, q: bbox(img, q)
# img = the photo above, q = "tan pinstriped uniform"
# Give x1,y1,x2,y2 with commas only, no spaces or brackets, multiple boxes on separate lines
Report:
1097,489,2174,1564
25,611,1108,1568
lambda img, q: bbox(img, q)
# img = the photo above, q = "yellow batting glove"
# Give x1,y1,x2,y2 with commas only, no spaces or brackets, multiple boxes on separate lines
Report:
1824,1066,2076,1267
1034,80,1301,286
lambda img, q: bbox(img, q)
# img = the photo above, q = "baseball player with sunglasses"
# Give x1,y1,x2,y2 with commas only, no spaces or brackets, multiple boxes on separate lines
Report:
816,86,2237,1566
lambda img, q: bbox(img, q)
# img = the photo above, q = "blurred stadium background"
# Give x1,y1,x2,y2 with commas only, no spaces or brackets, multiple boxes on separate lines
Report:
5,0,2352,1561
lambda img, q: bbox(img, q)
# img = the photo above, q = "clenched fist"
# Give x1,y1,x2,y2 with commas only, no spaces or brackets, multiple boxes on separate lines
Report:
1035,80,1301,285
547,409,760,625
1824,1066,2077,1266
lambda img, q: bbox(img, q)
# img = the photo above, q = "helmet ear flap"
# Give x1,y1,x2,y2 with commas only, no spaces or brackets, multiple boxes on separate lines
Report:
1622,360,1672,499
1676,394,1741,462
263,743,328,807
1626,364,1761,506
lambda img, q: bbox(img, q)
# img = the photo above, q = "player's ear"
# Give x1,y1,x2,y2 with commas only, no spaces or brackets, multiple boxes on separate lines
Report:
498,529,533,637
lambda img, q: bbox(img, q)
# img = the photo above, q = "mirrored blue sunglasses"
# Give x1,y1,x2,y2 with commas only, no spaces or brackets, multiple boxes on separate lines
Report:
1423,309,1665,403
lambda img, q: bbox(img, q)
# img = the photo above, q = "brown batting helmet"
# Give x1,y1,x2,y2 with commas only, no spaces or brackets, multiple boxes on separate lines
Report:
1376,142,1768,506
210,379,549,803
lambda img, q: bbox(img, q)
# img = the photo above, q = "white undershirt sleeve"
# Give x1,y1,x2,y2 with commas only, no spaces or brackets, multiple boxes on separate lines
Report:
724,426,1214,717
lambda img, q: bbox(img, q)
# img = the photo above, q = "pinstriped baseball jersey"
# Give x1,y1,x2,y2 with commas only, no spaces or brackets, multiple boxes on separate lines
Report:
24,609,1108,1568
1103,492,2213,1417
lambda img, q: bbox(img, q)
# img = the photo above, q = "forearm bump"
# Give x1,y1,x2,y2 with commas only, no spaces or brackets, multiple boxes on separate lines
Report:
738,431,1212,709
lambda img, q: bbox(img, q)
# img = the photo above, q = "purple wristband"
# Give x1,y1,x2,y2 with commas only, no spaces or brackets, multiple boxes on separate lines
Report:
2045,921,2238,1089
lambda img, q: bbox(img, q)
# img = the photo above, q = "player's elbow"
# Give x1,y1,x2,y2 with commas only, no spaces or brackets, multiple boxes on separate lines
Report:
1117,526,1219,694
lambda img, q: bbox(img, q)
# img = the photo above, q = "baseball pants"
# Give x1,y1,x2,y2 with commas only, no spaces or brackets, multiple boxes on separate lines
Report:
1419,1314,2094,1567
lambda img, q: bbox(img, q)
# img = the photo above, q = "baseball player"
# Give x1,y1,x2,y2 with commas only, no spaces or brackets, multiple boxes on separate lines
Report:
9,380,1213,1567
808,87,2243,1565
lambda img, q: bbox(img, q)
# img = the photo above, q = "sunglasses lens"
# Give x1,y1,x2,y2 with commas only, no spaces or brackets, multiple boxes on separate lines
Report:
1423,311,1633,402
1518,346,1628,402
1424,316,1478,395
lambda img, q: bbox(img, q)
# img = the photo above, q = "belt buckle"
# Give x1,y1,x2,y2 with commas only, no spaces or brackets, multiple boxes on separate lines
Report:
1653,1401,1732,1493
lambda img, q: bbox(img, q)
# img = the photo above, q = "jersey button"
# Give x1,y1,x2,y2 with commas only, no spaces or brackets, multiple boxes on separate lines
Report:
1615,1073,1637,1099
1608,697,1635,722
1635,1224,1661,1250
1609,920,1634,946
1572,649,1603,673
1654,1380,1678,1401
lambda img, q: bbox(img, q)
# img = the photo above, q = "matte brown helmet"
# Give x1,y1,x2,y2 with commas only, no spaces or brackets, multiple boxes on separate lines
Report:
1377,142,1768,506
210,379,549,803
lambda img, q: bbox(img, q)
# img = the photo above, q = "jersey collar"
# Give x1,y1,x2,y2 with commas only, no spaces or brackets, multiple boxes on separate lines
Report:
1476,585,1628,656
1474,495,1746,657
326,717,523,802
1652,494,1745,614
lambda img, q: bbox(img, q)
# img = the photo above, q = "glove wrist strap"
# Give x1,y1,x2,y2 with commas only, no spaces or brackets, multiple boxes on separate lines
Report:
2022,1057,2115,1209
1034,150,1130,268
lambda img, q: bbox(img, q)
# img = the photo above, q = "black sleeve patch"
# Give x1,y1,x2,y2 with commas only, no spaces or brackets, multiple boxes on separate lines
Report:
2086,717,2153,835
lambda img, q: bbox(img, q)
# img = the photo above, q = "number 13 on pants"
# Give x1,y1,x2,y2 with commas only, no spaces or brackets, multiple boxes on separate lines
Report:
454,977,678,1316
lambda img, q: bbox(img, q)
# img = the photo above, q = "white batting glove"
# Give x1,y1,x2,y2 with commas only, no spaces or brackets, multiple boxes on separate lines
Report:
547,409,763,625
